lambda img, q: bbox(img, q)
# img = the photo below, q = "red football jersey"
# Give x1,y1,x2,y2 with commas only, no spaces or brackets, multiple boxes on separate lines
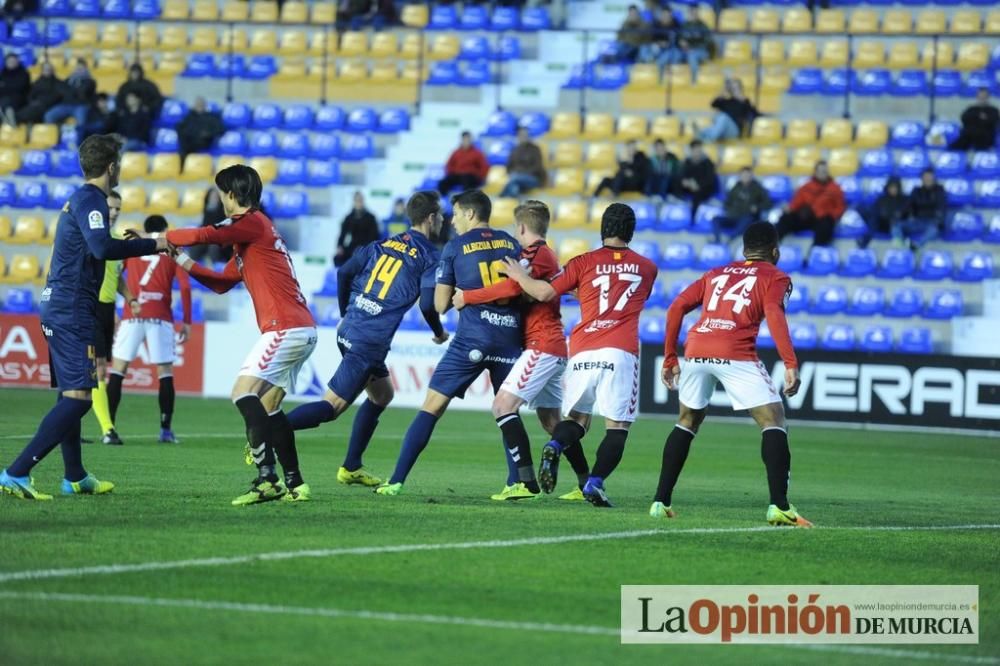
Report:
122,254,192,323
167,210,315,333
462,240,566,358
664,260,797,368
550,245,658,356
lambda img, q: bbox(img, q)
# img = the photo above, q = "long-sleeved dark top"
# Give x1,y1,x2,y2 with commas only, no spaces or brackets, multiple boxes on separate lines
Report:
0,64,31,108
680,157,719,198
712,96,758,130
909,184,948,223
724,180,772,219
336,209,381,260
115,77,163,113
506,141,547,185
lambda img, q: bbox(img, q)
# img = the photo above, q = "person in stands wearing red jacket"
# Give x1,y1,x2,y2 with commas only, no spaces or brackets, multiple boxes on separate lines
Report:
775,160,845,249
437,131,489,195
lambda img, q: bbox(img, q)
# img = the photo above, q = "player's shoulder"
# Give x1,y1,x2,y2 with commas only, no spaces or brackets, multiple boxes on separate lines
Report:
68,185,109,230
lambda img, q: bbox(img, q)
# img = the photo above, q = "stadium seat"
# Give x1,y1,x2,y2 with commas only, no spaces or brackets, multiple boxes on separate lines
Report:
273,191,309,218
551,143,582,169
877,248,915,279
847,285,885,316
717,9,747,33
752,147,786,176
943,178,973,207
828,148,858,177
2,287,35,313
840,248,878,277
977,181,1000,208
785,119,817,147
15,150,49,177
954,251,993,282
248,133,277,157
785,284,808,314
922,42,954,70
558,238,590,266
659,204,691,232
790,322,818,350
815,9,845,34
16,183,47,208
552,201,587,230
802,246,839,277
748,118,782,147
582,114,615,141
916,9,946,34
882,9,912,35
933,70,963,97
585,143,617,171
275,159,306,186
810,285,848,315
789,147,821,177
924,289,962,319
660,242,695,270
957,44,989,71
971,151,1000,179
782,7,811,32
848,8,878,34
46,182,74,210
176,189,204,217
839,175,862,205
897,327,932,354
944,211,983,242
720,40,752,67
897,149,930,177
650,115,682,141
886,287,923,318
548,113,581,140
7,254,40,284
9,215,45,244
822,324,856,352
950,10,982,35
692,203,723,235
893,70,929,97
787,40,818,67
914,250,953,281
401,3,428,27
484,111,517,137
616,115,647,141
819,41,848,68
858,149,892,178
775,244,803,274
697,243,730,270
149,153,181,181
640,318,666,344
146,187,179,215
859,326,893,353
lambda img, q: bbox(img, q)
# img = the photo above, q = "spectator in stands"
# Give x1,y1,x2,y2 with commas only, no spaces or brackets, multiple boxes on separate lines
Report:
437,131,489,194
176,96,224,165
675,139,718,221
112,92,153,152
613,5,651,64
383,197,408,238
948,88,999,152
79,92,113,143
646,138,680,198
700,79,758,142
593,140,651,197
334,191,380,267
901,168,947,250
638,8,679,71
115,64,162,116
42,58,95,129
15,61,65,125
337,0,395,31
500,127,546,198
857,176,909,249
775,160,845,249
187,189,233,264
0,52,30,126
673,6,713,79
713,166,772,243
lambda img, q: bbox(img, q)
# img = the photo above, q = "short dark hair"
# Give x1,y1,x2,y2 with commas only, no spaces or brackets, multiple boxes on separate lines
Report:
78,134,123,180
814,159,828,169
406,190,441,225
740,166,752,173
144,215,168,233
600,203,636,243
653,138,665,145
514,200,550,236
461,131,471,138
743,222,778,256
690,139,703,149
451,189,492,223
108,189,122,201
214,164,262,208
921,167,935,177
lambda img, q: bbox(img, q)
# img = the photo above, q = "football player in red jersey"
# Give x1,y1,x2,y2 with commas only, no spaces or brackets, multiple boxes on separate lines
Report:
502,203,658,507
108,215,192,444
653,221,812,527
164,165,318,506
453,200,566,501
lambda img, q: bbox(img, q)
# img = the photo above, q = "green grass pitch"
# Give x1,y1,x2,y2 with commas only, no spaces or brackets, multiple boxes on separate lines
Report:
0,387,997,665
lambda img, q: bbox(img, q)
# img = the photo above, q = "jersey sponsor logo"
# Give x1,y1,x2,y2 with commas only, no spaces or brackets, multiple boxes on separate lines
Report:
480,310,519,328
461,239,516,254
584,319,618,333
484,354,519,364
138,291,165,302
336,334,353,349
695,318,737,333
690,358,732,365
40,288,51,302
595,263,641,275
88,210,104,229
573,360,615,371
353,293,385,316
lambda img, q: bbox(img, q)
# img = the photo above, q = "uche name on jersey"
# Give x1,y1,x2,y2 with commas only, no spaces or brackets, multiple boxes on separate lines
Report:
723,265,759,275
462,239,516,254
595,263,642,275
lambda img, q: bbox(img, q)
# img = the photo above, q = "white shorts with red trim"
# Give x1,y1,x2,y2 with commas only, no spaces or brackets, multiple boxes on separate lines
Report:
499,349,565,410
678,357,781,411
239,327,318,394
112,319,176,365
561,348,639,422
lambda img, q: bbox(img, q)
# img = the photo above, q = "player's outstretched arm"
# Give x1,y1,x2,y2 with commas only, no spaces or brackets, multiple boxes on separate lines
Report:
166,220,259,249
501,257,555,302
174,252,242,294
82,215,158,261
457,278,522,309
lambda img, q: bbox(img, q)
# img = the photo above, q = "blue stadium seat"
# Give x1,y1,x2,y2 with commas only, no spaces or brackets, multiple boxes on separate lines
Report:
282,105,314,131
992,44,1000,70
861,176,888,204
377,108,410,133
50,150,80,177
790,322,818,349
492,36,522,61
399,306,424,330
954,251,993,282
277,133,308,159
977,181,1000,207
786,284,808,314
640,318,666,344
822,324,856,351
318,304,339,327
692,203,723,234
427,61,459,86
314,105,345,132
697,242,730,269
933,70,963,97
460,36,490,61
222,103,251,130
272,191,308,218
460,5,489,30
860,326,893,353
10,47,35,67
16,182,47,208
182,54,213,78
2,288,35,314
892,70,928,97
132,0,159,19
633,201,657,230
41,0,70,15
315,268,338,296
102,0,130,18
429,4,458,29
306,161,339,187
0,181,13,206
490,6,519,31
789,68,823,95
964,70,997,97
213,130,246,156
943,178,973,207
854,69,891,96
213,54,246,79
647,281,667,309
562,65,590,90
889,122,925,149
822,69,855,96
630,240,662,267
518,111,550,137
346,107,378,133
757,320,775,349
485,139,512,166
306,135,338,162
885,287,923,318
419,166,444,191
72,0,99,17
521,7,551,30
926,121,960,147
803,245,839,276
847,285,885,316
251,104,282,130
839,247,877,277
914,249,953,281
16,150,50,176
944,211,983,242
896,149,930,177
837,175,861,205
834,209,866,240
878,247,915,279
259,191,275,214
592,64,629,90
970,151,1000,179
933,151,966,178
156,99,187,128
460,61,493,86
274,159,306,186
659,203,691,232
174,298,203,323
661,242,695,269
483,110,517,137
666,279,691,303
248,132,276,157
897,327,933,354
810,285,848,315
247,58,276,82
44,22,70,46
760,175,792,202
341,135,374,161
777,244,803,273
859,149,893,177
924,289,962,319
985,214,1000,243
47,181,75,209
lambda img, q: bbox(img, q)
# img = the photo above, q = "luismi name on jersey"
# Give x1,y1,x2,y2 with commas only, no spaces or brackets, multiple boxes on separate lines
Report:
595,262,641,275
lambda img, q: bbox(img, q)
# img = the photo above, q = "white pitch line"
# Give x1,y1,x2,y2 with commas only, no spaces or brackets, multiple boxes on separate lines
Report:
0,591,996,666
0,524,997,584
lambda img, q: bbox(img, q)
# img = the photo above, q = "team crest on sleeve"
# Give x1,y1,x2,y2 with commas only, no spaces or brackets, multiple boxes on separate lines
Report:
88,210,104,229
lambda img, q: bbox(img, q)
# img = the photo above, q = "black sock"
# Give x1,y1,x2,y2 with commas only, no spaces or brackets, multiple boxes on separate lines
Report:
761,427,791,511
269,410,302,488
654,425,696,504
497,413,538,492
158,375,175,430
235,395,277,480
591,428,629,480
551,420,588,486
107,371,124,424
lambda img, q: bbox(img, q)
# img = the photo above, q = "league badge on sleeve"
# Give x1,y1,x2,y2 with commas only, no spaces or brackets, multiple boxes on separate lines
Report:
88,210,105,229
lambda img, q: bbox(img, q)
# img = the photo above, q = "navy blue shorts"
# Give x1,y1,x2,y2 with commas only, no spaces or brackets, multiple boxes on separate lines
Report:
327,341,389,404
43,321,97,391
429,338,520,400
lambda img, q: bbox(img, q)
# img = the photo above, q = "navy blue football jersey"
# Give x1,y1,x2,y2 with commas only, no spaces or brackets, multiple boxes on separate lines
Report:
437,226,522,351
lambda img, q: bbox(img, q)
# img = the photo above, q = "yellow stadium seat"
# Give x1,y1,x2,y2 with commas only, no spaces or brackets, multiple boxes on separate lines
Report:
159,52,187,75
250,1,279,23
585,143,617,170
881,9,912,35
250,158,277,183
191,0,219,21
0,254,7,283
178,189,204,217
759,39,785,67
855,120,888,149
986,11,1000,34
616,115,648,141
789,147,822,177
848,9,879,34
338,60,367,84
68,23,98,48
760,68,790,94
719,145,753,175
785,119,817,146
650,115,681,141
731,69,757,94
278,31,307,56
782,8,811,32
717,9,747,33
215,155,244,172
915,9,946,35
950,10,981,35
400,34,423,60
161,0,188,20
311,2,336,23
490,198,517,225
248,30,278,55
94,51,125,74
590,200,620,226
750,8,780,33
220,28,248,53
339,31,368,58
828,148,858,177
428,34,460,61
749,117,783,145
8,255,40,284
190,27,217,52
693,68,724,95
46,215,60,241
149,154,181,181
627,64,658,89
119,186,146,212
854,41,885,68
369,62,398,83
0,215,10,240
26,124,58,149
0,124,27,147
136,24,158,49
180,155,213,182
815,9,845,34
548,169,584,196
719,40,752,66
146,187,180,215
957,43,989,71
820,41,849,68
787,40,818,67
551,142,583,168
0,147,21,174
820,119,853,148
548,113,581,140
281,1,307,23
582,113,615,141
10,216,45,245
558,238,591,265
120,152,148,180
370,33,398,59
697,5,716,29
309,32,333,56
100,24,129,49
160,26,187,51
483,166,507,195
887,42,919,69
221,0,249,21
553,202,588,230
922,42,954,70
401,3,429,28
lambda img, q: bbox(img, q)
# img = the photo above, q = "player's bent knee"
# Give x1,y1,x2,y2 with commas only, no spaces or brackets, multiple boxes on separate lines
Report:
536,407,561,434
366,377,394,407
750,401,786,430
677,404,707,432
605,418,631,431
421,390,451,417
491,390,523,419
